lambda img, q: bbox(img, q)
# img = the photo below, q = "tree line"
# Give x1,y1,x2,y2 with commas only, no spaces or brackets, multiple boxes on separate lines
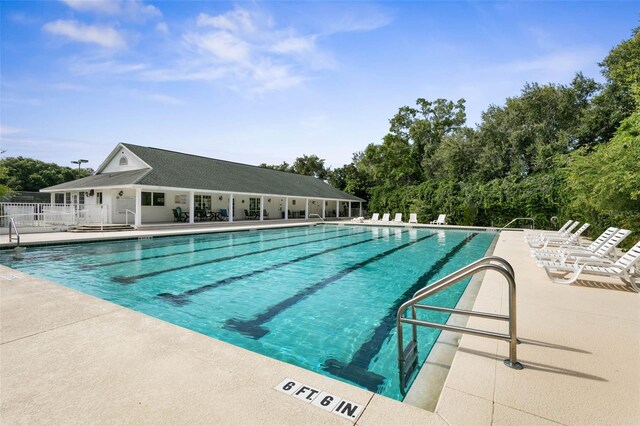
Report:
265,27,640,246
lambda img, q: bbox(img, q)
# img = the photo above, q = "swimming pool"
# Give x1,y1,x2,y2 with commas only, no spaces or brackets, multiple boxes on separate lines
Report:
1,225,496,400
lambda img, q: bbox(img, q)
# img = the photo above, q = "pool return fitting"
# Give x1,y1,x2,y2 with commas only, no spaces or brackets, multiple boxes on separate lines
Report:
396,256,522,395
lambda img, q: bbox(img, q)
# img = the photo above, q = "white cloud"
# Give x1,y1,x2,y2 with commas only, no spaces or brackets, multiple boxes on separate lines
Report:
61,0,120,15
271,36,315,55
128,91,184,105
60,0,161,22
50,82,88,91
156,22,169,34
167,8,327,93
69,59,147,75
43,19,127,49
184,31,251,64
196,10,255,33
485,48,604,80
0,126,24,137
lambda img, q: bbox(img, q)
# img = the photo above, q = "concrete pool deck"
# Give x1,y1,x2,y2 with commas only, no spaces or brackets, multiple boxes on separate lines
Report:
1,228,638,425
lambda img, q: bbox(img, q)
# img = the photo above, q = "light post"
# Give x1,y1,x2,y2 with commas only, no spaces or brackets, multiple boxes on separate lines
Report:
71,159,88,170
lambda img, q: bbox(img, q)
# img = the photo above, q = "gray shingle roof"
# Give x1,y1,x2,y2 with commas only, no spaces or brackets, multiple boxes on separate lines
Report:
42,169,151,191
44,144,365,202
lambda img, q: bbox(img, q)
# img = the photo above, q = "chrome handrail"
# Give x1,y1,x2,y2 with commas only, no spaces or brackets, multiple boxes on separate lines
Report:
308,213,325,222
500,217,535,231
396,256,522,395
9,217,20,246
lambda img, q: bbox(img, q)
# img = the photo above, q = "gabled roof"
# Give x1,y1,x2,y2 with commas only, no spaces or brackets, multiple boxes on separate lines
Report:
43,143,365,202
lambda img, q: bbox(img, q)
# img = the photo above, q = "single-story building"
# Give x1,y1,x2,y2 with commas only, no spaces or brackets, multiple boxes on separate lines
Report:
41,143,365,227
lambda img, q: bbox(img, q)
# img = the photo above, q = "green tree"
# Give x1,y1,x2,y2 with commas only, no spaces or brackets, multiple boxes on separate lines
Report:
258,162,290,172
291,154,330,180
564,112,640,245
578,27,640,146
0,157,91,192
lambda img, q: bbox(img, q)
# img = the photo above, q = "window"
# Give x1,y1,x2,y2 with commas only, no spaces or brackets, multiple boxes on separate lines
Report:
55,193,64,204
65,192,71,204
152,192,165,206
96,192,103,204
249,197,260,217
194,195,211,210
142,191,164,206
79,192,85,205
119,157,128,166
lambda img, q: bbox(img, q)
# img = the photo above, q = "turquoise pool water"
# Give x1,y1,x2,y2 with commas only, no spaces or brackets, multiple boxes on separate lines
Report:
1,225,495,400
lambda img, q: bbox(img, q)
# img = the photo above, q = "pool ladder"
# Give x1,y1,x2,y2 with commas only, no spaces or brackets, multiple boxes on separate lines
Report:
396,256,523,395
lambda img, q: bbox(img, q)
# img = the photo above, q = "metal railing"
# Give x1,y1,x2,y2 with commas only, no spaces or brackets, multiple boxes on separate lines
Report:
500,217,535,231
125,209,137,228
308,213,325,222
9,217,20,246
396,256,522,395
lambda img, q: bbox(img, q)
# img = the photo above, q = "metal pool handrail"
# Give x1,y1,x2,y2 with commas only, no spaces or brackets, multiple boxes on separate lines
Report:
9,217,20,246
308,214,324,222
500,217,535,230
396,256,522,395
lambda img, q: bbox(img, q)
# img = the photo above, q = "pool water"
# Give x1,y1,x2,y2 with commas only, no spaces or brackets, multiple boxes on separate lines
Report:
1,225,495,400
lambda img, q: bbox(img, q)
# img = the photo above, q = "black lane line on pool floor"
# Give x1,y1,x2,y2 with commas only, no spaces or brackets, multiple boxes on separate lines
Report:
17,226,317,263
321,233,478,393
223,230,433,339
157,230,395,305
82,227,342,270
112,229,368,284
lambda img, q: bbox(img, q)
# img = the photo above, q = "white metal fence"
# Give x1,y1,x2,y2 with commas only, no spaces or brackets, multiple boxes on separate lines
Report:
0,203,107,229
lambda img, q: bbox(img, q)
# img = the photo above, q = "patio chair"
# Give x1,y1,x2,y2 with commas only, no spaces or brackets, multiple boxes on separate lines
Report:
393,213,403,223
535,228,630,265
408,213,418,224
380,213,390,222
526,221,579,244
219,208,229,221
244,209,258,220
540,240,640,292
430,214,446,225
173,207,187,222
532,227,618,259
172,208,181,222
528,223,590,249
263,210,269,219
369,213,380,222
526,219,574,241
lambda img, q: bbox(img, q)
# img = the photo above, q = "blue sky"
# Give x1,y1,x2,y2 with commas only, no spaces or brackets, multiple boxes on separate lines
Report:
1,1,638,171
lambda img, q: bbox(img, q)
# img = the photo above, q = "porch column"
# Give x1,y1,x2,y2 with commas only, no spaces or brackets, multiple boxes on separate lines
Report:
228,194,234,222
285,197,289,220
188,191,194,224
348,201,352,218
359,202,363,217
305,198,309,219
260,196,264,221
336,200,340,218
322,200,326,219
134,188,142,228
50,193,55,204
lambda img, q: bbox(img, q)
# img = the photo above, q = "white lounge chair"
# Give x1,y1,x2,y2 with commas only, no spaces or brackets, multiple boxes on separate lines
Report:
532,227,618,259
380,213,390,222
528,223,590,249
393,213,403,223
536,228,630,265
541,240,640,292
408,213,418,224
526,221,579,244
369,213,380,222
526,219,574,241
430,214,446,225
